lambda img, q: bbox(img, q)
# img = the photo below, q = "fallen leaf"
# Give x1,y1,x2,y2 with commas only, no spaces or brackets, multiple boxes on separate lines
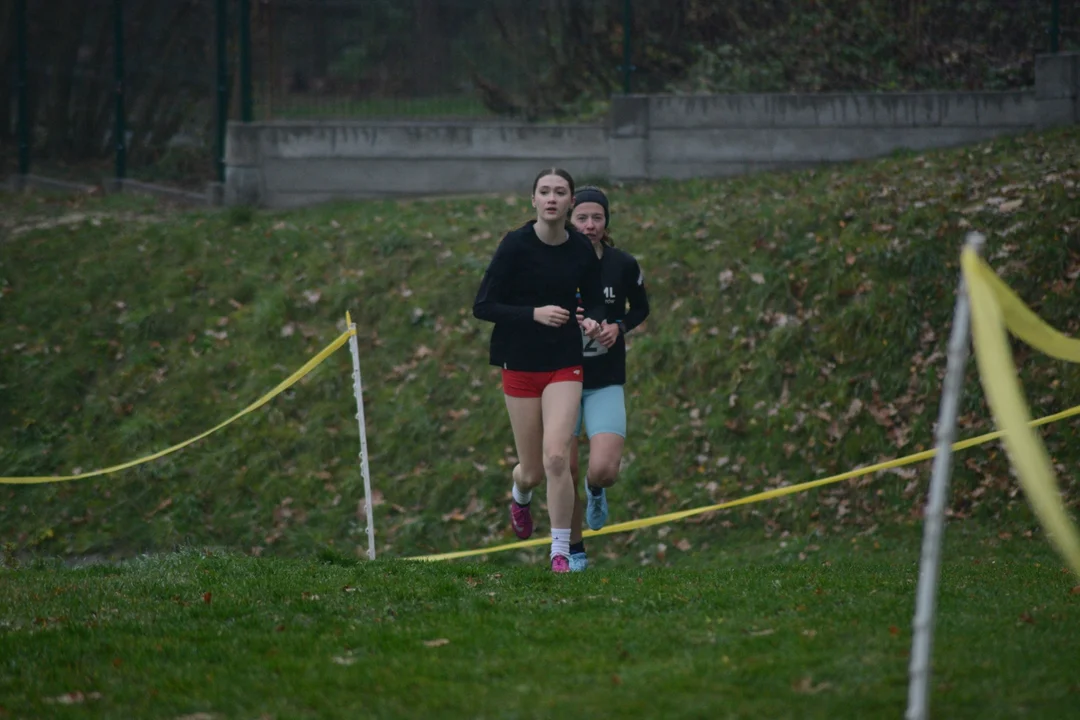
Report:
145,497,173,520
750,272,765,285
611,674,623,686
889,625,899,636
203,592,212,605
424,638,450,647
998,199,1023,213
331,655,356,666
174,714,215,720
792,676,832,694
280,323,296,338
357,491,385,515
748,628,775,637
1070,585,1080,595
45,692,103,705
675,538,692,552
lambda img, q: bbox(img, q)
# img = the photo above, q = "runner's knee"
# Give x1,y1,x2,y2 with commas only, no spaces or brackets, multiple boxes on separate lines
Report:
516,463,544,490
589,457,620,487
543,448,569,479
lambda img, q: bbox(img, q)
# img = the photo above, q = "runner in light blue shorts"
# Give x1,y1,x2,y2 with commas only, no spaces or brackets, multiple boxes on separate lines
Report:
567,186,651,571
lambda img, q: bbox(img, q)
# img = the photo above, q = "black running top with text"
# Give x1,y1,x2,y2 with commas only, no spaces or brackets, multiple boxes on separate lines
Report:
473,221,606,372
579,246,650,389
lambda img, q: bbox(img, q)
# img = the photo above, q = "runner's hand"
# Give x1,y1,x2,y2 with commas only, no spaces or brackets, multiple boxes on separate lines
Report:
597,321,620,348
576,305,585,328
581,317,601,338
534,305,570,327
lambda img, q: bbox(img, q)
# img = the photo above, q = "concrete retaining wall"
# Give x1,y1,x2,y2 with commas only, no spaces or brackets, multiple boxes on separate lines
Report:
226,122,608,208
226,52,1079,208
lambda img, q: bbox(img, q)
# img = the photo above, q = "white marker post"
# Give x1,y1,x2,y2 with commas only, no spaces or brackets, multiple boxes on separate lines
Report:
905,232,985,720
346,311,376,561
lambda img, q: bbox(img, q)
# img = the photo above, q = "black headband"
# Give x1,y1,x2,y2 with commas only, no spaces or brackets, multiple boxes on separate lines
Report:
573,186,610,227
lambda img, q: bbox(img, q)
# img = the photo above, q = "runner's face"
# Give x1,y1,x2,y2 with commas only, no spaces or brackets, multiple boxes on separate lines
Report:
532,175,573,223
571,202,606,242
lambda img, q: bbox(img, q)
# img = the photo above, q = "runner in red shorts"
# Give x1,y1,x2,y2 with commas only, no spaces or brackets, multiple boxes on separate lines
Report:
473,167,606,573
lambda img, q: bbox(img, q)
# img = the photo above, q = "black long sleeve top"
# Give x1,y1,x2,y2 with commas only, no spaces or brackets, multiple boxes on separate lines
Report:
473,221,606,372
580,246,650,389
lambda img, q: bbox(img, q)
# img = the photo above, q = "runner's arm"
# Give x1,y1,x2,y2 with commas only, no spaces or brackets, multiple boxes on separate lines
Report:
473,236,534,324
622,257,650,333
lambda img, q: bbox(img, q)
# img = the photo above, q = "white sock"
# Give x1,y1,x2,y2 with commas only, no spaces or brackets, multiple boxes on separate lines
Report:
551,528,571,559
512,483,533,506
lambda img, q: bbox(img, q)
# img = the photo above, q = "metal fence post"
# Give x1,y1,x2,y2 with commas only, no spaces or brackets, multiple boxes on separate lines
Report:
113,0,126,182
240,0,253,122
215,0,228,182
621,0,634,93
15,0,29,177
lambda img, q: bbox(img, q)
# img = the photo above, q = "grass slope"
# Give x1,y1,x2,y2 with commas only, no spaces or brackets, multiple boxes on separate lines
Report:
0,128,1079,564
2,526,1079,719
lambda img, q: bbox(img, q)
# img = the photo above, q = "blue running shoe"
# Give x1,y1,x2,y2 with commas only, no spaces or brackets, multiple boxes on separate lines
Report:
585,482,609,531
569,551,588,572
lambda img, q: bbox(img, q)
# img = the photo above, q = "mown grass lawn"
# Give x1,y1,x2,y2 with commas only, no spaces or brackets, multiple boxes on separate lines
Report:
2,524,1079,719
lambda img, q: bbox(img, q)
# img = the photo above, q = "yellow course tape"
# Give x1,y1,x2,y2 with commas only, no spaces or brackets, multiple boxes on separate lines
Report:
407,402,1080,561
5,253,1078,576
412,255,1080,564
962,249,1080,576
0,328,355,485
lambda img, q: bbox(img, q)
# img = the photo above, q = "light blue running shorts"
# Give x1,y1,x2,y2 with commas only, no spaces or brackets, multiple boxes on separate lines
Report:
573,384,626,439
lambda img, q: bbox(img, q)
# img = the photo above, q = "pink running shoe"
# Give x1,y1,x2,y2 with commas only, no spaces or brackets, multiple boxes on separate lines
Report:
509,501,533,539
551,555,570,573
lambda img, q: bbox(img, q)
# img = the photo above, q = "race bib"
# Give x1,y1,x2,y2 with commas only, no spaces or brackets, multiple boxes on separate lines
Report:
582,328,608,357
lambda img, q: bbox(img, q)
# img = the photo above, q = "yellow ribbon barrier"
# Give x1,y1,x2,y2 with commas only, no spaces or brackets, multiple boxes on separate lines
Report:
412,255,1080,564
0,328,356,485
962,249,1080,576
409,403,1080,562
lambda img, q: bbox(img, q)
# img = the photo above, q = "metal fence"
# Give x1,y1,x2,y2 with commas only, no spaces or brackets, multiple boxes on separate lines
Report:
2,0,1077,191
3,0,223,188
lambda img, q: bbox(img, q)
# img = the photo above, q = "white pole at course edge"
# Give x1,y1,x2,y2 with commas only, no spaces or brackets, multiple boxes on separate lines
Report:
347,311,376,561
906,231,985,720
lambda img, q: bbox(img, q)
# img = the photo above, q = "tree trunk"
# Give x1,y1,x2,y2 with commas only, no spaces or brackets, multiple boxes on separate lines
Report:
312,0,327,81
71,9,113,158
410,0,448,96
44,0,90,158
0,0,15,142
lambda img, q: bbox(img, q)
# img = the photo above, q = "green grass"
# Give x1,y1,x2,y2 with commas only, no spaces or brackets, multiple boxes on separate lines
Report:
0,127,1079,567
1,524,1078,718
3,124,1080,719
